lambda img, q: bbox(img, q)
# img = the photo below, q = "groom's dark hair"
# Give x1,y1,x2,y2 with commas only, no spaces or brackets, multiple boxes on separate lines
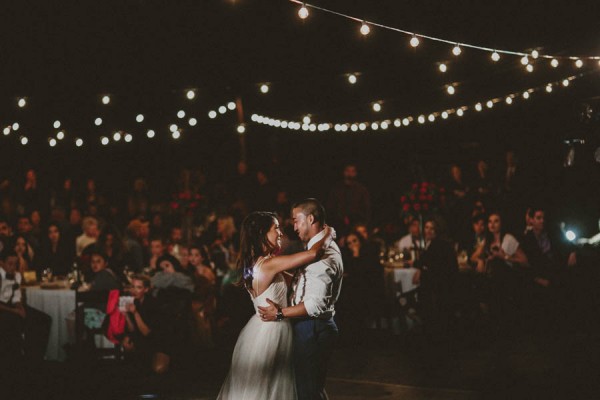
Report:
292,198,326,225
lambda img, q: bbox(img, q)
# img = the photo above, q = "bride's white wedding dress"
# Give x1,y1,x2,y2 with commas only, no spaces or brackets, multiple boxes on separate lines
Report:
217,258,296,400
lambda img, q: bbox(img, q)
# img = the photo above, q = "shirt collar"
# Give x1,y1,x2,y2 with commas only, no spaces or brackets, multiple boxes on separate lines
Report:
306,229,326,250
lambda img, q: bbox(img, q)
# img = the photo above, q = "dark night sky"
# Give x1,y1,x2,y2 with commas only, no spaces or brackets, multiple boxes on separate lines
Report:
1,0,599,232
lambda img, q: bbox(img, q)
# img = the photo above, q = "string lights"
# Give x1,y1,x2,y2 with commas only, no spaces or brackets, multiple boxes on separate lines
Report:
289,0,600,62
249,73,582,134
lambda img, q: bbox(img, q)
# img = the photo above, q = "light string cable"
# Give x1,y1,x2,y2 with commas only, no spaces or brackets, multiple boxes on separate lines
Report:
288,0,600,61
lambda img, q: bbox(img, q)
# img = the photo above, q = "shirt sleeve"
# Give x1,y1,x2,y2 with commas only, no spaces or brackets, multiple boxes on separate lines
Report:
303,257,336,318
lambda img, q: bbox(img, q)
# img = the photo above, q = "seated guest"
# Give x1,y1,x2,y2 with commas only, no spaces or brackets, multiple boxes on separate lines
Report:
88,250,122,291
413,218,459,338
148,236,167,272
38,222,73,277
189,244,216,286
122,274,170,374
521,207,572,288
13,234,34,274
151,254,194,293
0,251,51,362
459,213,487,263
94,226,126,279
76,216,99,257
470,212,529,329
394,218,422,265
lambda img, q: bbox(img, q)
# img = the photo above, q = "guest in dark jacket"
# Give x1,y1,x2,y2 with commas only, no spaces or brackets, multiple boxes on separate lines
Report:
414,218,458,338
88,250,122,291
38,222,73,277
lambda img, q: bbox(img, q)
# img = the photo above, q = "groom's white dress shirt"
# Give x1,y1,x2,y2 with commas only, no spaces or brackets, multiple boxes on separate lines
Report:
291,229,343,319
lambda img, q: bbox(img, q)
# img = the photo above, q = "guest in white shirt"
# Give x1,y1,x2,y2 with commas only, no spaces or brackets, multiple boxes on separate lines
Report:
76,216,99,257
0,251,51,362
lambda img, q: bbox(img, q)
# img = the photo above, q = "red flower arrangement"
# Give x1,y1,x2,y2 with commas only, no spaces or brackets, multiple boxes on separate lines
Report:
170,191,205,214
399,182,444,218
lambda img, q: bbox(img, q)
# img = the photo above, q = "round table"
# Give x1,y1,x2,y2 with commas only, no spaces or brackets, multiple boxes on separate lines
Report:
25,284,76,361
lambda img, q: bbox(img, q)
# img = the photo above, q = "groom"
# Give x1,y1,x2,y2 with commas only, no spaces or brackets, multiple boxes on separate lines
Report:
259,198,343,400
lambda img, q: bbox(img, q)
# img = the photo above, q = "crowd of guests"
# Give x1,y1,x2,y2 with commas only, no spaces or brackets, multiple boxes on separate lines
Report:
0,152,599,374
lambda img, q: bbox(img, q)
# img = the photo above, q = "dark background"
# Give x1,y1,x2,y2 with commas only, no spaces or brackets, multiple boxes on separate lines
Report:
1,0,599,234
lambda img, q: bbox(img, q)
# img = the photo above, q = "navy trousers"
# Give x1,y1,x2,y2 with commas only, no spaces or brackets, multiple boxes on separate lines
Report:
293,318,338,400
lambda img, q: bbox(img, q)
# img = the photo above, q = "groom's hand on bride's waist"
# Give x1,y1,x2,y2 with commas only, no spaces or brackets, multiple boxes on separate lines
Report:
258,298,280,322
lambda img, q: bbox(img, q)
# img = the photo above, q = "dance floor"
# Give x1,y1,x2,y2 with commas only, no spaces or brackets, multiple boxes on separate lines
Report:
3,323,600,400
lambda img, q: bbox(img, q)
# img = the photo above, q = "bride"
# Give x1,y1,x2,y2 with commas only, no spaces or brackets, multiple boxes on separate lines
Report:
217,211,333,400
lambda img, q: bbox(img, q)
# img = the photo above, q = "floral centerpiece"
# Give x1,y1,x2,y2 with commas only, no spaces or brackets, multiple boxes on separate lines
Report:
170,191,206,216
399,182,445,219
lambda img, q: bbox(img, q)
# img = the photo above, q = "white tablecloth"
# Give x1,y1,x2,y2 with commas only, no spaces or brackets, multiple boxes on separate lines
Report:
382,262,419,298
25,286,76,361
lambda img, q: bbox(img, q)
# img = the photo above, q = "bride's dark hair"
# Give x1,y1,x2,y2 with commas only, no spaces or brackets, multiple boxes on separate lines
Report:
237,211,279,290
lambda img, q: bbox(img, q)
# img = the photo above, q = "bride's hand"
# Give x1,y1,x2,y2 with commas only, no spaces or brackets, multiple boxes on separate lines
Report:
323,225,336,248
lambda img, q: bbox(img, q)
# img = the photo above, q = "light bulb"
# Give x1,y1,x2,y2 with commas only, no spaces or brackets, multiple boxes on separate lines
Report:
441,111,449,119
394,119,401,127
177,110,186,119
546,84,553,93
491,51,500,62
136,114,144,123
172,130,181,139
237,125,246,134
402,118,410,126
56,131,65,140
372,103,382,112
95,117,103,126
562,79,569,87
186,90,195,100
20,136,28,145
124,133,133,142
169,124,178,132
49,138,57,147
303,116,311,124
360,22,370,36
418,115,425,124
189,118,197,126
475,103,483,111
113,132,121,141
439,63,447,73
506,96,513,104
3,127,10,135
526,64,534,72
410,36,419,48
18,98,26,108
521,56,529,65
551,59,559,68
102,95,110,105
218,106,227,114
75,138,83,147
348,74,357,84
208,111,217,119
146,129,156,138
227,102,236,110
486,100,494,108
371,123,379,130
428,114,435,122
298,4,309,19
452,44,462,56
523,91,530,99
101,137,109,145
457,109,464,117
12,123,19,131
53,120,61,129
531,50,539,59
575,59,583,68
447,85,455,95
260,84,269,94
